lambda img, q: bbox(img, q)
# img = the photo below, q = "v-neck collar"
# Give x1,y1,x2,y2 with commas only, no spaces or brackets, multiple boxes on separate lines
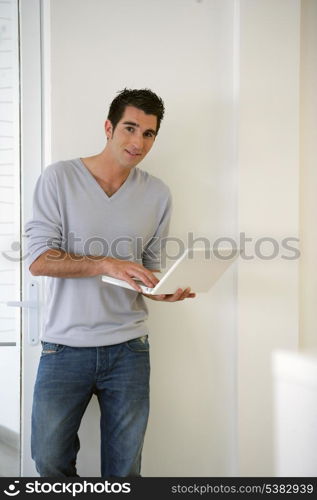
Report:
77,158,135,202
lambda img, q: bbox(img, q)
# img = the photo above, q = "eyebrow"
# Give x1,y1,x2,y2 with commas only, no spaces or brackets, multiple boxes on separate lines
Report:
122,121,157,135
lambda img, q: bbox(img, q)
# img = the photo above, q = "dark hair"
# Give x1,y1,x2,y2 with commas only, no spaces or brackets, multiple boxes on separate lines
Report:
107,88,165,134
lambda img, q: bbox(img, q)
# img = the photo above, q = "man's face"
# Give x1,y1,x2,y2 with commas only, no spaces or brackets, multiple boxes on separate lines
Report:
105,106,158,169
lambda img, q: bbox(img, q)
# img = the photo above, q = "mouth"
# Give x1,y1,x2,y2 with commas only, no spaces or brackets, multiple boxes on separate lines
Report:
125,149,141,157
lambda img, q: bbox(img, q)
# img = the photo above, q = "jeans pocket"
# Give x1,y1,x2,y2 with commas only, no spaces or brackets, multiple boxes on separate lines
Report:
41,341,66,355
125,335,150,353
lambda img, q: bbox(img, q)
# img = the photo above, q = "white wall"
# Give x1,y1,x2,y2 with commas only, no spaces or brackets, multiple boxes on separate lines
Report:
48,0,238,476
238,0,300,476
272,351,317,476
269,0,317,478
299,0,317,351
43,0,307,478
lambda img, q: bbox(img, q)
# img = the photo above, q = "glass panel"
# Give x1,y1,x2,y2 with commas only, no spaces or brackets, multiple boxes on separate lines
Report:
0,0,20,476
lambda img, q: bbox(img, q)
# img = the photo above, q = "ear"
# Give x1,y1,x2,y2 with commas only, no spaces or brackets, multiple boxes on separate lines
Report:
105,119,113,140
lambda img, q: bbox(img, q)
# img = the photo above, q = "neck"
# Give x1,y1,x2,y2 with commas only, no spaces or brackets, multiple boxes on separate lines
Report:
81,147,131,184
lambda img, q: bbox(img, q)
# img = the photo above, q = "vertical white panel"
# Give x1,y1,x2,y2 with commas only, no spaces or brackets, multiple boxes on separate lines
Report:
0,0,20,477
0,0,20,341
299,0,317,351
272,351,317,476
238,0,300,476
20,0,43,477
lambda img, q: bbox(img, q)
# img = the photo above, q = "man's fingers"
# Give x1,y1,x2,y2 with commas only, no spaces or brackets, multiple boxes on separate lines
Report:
127,266,159,288
151,294,166,300
106,258,159,289
163,288,185,302
164,288,194,302
143,289,196,301
123,274,143,292
179,288,192,300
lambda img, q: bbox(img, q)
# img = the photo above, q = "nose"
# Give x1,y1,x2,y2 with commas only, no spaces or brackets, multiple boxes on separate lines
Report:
130,133,143,151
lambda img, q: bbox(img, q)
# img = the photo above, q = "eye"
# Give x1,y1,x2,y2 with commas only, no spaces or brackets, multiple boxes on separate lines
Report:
144,131,155,138
126,126,135,133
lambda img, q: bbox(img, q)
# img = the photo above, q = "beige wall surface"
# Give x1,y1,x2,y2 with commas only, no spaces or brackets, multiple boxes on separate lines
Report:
299,0,317,352
49,0,238,477
43,0,316,478
238,0,300,476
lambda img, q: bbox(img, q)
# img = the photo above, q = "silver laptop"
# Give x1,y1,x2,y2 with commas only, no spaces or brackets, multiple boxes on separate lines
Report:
101,247,239,294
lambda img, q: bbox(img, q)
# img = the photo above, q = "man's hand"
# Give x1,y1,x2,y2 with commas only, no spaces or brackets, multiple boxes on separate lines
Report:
103,257,160,292
30,250,160,292
143,287,196,302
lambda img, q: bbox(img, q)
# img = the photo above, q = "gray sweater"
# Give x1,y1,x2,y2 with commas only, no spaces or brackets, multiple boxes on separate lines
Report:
25,158,172,347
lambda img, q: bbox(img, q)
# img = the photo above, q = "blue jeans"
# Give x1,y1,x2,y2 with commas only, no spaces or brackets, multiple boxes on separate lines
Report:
31,336,150,477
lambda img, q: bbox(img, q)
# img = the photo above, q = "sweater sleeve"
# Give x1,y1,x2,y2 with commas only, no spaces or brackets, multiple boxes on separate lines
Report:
24,166,63,268
142,189,172,271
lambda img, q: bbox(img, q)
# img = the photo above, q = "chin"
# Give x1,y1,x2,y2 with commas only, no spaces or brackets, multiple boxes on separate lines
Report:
129,159,142,167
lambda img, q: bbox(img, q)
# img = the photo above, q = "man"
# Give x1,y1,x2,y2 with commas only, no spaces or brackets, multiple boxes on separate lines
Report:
25,88,195,478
